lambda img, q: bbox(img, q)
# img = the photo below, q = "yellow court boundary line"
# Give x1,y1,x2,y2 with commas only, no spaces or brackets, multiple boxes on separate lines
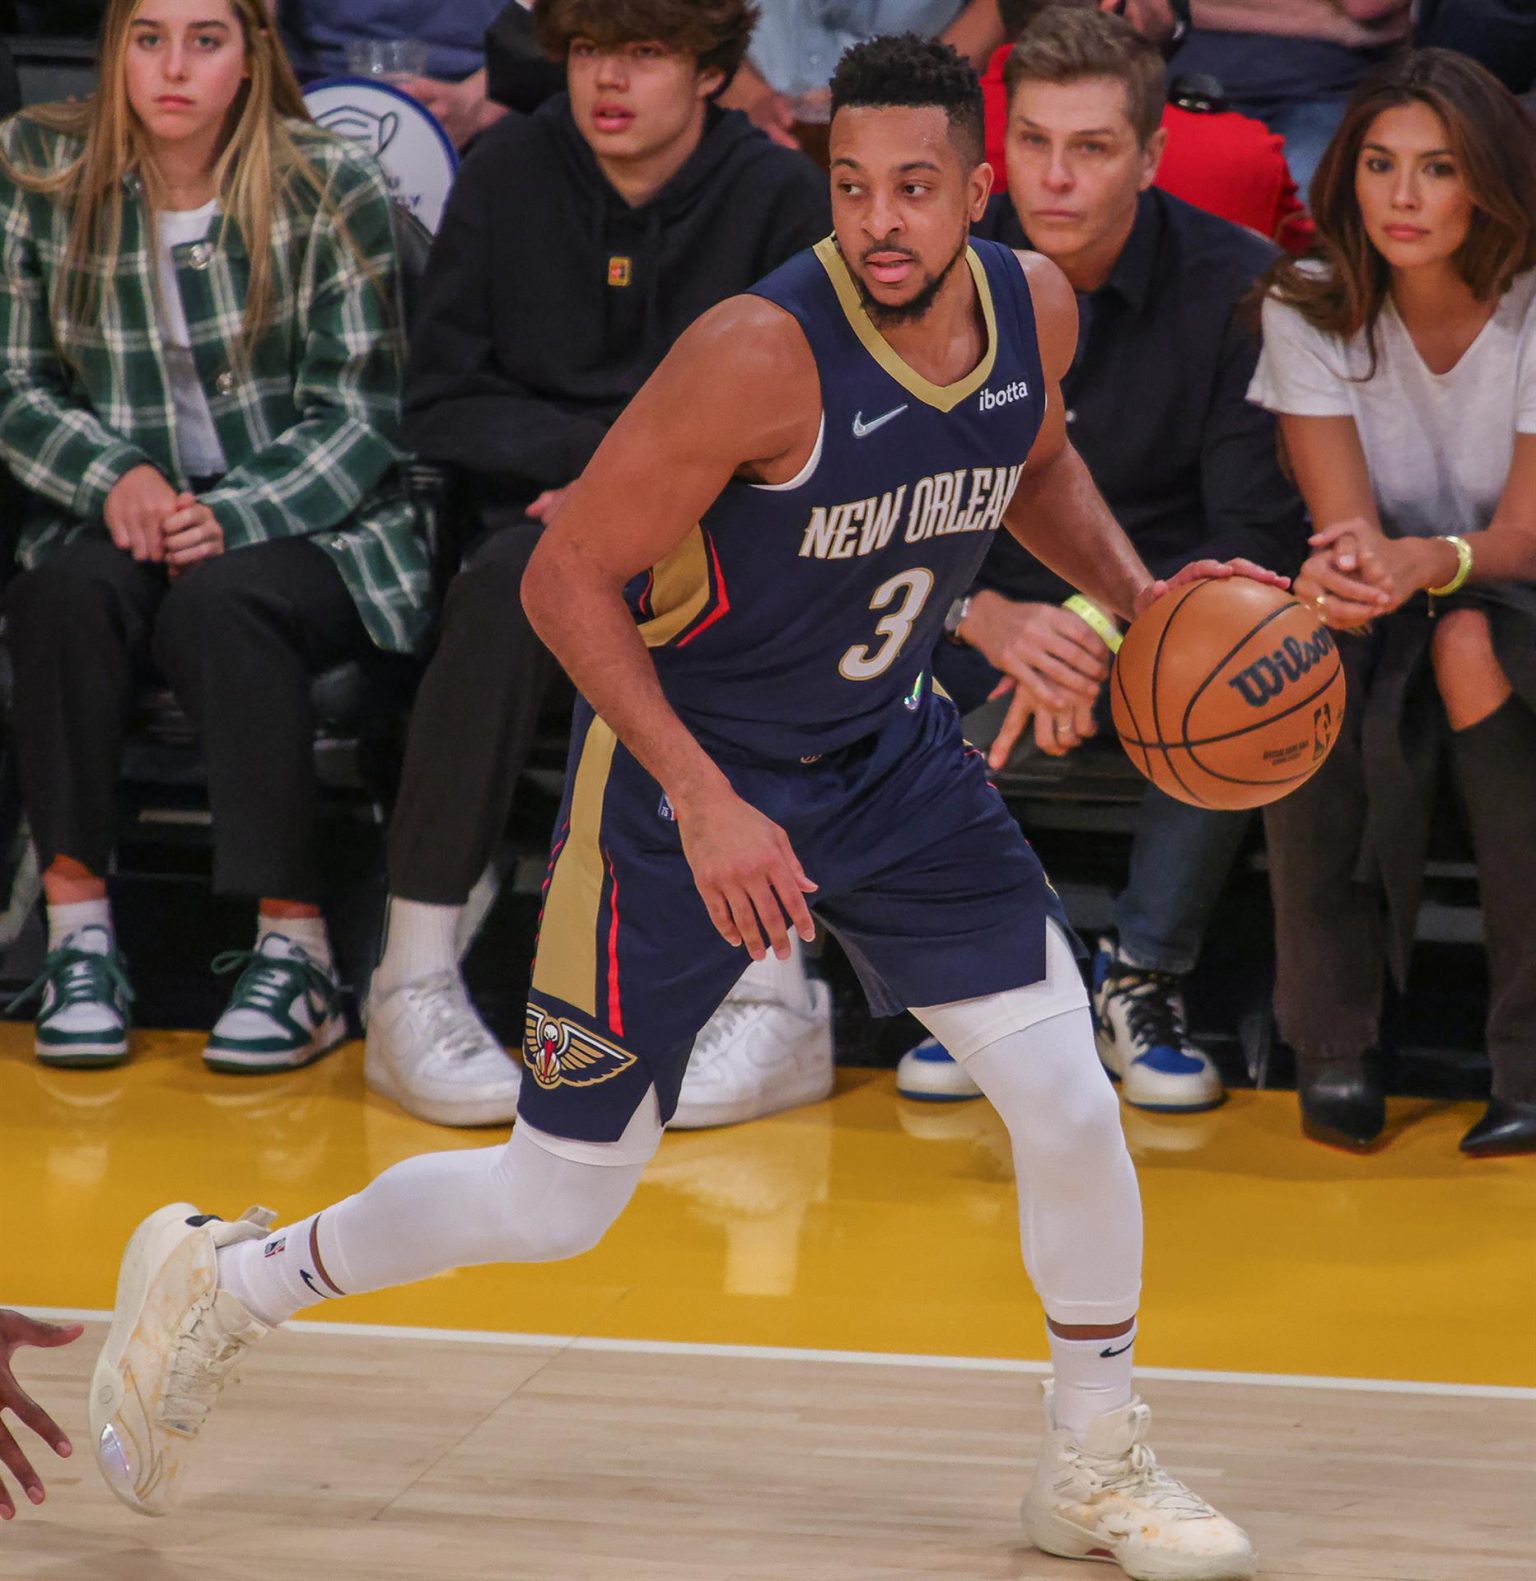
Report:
26,1308,1536,1402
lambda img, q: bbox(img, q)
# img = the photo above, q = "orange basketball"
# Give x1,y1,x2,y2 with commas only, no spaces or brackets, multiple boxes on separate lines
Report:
1109,579,1347,810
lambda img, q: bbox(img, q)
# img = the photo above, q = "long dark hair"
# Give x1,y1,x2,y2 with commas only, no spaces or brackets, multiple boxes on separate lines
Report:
1260,48,1536,359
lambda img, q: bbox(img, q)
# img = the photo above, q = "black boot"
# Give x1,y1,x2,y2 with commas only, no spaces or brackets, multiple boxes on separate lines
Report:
1460,1099,1536,1157
1297,1050,1385,1150
1451,698,1536,1138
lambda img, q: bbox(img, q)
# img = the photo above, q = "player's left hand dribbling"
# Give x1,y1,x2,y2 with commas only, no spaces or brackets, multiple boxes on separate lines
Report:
676,789,817,960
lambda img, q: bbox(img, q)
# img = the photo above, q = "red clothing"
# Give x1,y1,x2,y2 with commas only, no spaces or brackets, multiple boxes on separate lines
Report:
980,46,1312,255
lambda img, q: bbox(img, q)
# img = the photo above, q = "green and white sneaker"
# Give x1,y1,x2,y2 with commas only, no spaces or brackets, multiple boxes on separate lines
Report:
18,925,133,1068
203,934,348,1074
91,1202,275,1516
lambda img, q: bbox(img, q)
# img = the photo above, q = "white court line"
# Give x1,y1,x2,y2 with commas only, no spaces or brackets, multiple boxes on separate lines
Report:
22,1305,1536,1402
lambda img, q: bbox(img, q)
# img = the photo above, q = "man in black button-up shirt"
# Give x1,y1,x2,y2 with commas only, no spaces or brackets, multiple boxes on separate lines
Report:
930,7,1306,1113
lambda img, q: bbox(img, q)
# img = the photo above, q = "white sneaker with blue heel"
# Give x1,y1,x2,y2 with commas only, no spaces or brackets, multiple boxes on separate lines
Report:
895,1035,982,1101
1091,936,1224,1113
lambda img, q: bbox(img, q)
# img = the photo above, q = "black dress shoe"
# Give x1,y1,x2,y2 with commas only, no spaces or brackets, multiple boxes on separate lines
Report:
1298,1055,1385,1150
1460,1099,1536,1157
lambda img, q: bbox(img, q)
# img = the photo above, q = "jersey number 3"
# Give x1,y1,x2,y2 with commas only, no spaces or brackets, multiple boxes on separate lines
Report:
838,568,935,682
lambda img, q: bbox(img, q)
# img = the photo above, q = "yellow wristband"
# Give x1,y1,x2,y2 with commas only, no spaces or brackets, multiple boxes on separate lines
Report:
1063,594,1122,654
1426,534,1473,598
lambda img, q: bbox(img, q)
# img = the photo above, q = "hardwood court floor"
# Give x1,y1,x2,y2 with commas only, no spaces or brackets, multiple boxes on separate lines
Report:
2,1029,1534,1578
8,1325,1535,1581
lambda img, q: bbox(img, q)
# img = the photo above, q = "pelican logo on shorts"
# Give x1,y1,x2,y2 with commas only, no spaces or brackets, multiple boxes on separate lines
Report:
978,379,1029,413
1226,629,1336,708
523,1008,637,1090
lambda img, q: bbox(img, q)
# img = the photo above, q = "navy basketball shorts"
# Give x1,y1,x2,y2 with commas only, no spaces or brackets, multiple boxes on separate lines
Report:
520,686,1077,1143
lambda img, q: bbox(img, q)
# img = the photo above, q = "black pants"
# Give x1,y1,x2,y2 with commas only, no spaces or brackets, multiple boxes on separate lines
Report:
6,532,371,901
1265,634,1536,1102
387,519,562,904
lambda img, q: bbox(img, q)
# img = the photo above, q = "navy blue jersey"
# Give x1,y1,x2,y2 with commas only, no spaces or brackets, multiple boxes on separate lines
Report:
628,235,1047,759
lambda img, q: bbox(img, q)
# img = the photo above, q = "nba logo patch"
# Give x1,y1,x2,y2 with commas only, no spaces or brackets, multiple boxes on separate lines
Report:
264,1236,286,1259
607,256,632,287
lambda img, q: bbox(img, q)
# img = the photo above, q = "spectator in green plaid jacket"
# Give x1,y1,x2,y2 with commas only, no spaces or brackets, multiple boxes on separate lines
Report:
0,0,431,1074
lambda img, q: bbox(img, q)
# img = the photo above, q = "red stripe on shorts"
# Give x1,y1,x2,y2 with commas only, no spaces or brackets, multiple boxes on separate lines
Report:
604,850,624,1037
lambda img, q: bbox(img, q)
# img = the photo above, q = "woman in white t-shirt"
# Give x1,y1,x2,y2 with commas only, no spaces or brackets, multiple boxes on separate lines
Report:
1249,48,1536,1158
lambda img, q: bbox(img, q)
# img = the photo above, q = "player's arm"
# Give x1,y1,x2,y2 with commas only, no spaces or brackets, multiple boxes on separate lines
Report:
984,253,1285,766
1002,254,1181,621
521,298,820,963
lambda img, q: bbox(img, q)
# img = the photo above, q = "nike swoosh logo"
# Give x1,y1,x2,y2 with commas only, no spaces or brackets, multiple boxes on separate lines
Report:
852,404,907,438
1099,1339,1134,1358
300,1269,325,1297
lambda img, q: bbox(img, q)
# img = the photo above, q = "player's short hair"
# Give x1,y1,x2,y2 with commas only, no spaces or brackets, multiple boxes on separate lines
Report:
533,0,757,91
1003,6,1166,147
829,34,986,168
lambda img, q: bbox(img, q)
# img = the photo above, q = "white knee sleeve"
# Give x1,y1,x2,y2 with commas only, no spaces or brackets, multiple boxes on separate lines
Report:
912,920,1089,1063
322,1090,663,1295
913,928,1142,1327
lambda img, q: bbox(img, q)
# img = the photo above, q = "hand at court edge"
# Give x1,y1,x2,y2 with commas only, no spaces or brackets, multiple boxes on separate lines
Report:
0,1310,82,1519
676,787,817,961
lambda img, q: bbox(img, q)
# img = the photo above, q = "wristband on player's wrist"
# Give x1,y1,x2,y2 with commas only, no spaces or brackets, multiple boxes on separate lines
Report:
1062,594,1122,654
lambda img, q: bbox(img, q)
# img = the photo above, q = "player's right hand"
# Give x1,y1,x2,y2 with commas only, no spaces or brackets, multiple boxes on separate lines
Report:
0,1309,82,1519
104,463,179,563
675,789,817,961
959,593,1110,711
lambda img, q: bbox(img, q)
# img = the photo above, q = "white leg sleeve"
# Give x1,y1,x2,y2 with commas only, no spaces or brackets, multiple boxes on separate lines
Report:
317,1088,664,1297
913,924,1143,1326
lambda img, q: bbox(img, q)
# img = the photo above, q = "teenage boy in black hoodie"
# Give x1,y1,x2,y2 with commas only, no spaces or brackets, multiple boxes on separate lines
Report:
365,0,833,1132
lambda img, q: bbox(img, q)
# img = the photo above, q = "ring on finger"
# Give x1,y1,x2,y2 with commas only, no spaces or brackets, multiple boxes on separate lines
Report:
1312,592,1328,613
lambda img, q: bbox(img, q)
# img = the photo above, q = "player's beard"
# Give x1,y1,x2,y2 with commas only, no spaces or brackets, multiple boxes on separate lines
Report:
850,231,971,329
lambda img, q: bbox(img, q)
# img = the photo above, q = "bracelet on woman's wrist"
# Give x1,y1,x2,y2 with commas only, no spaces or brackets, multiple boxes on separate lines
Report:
1062,594,1122,654
1425,534,1473,599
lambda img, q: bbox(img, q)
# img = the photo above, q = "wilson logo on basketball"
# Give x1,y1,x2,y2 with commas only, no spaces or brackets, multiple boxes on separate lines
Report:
523,1008,636,1091
1226,629,1337,709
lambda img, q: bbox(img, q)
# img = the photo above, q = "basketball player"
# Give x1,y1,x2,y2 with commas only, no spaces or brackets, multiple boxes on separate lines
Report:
90,35,1275,1579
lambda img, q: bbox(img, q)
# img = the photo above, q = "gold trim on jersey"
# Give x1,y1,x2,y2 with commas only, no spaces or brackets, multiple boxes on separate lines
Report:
639,527,710,648
813,236,998,413
532,716,619,1017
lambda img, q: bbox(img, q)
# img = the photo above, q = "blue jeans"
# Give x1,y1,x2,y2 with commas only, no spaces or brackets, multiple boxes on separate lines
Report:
932,639,1250,977
1114,788,1251,976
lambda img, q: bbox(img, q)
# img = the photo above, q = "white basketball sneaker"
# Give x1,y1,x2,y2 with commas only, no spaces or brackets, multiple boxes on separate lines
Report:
365,970,522,1127
91,1203,275,1516
671,977,834,1129
1023,1387,1257,1580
